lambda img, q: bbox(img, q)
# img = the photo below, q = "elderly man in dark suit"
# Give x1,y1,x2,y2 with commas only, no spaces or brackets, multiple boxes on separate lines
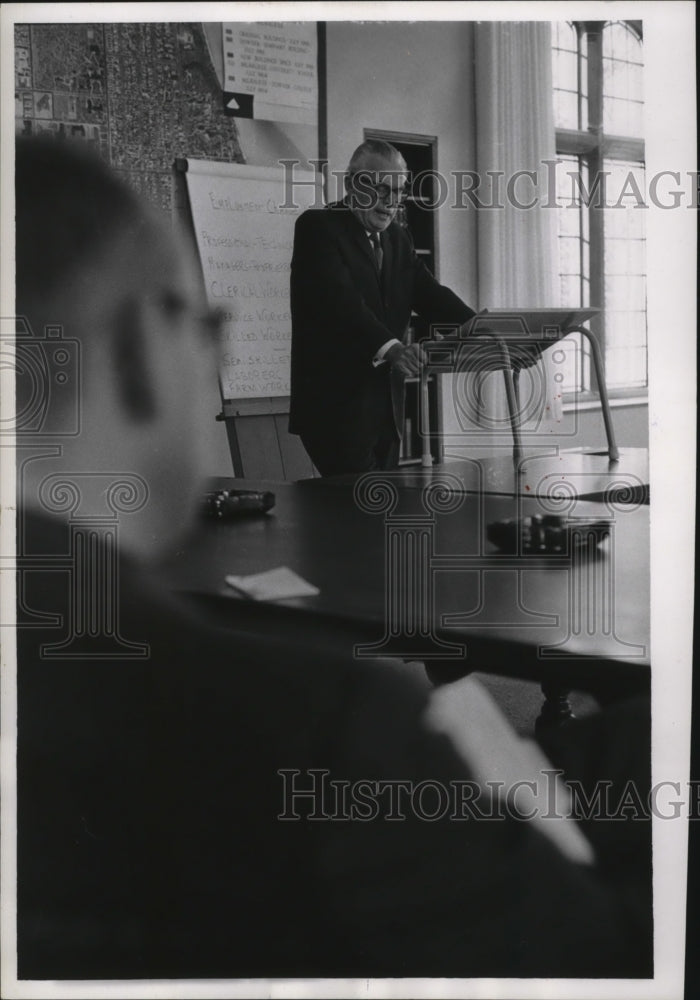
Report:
289,139,476,476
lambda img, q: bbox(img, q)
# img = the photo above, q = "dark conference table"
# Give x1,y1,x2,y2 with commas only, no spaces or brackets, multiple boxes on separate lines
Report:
309,449,650,504
167,474,650,721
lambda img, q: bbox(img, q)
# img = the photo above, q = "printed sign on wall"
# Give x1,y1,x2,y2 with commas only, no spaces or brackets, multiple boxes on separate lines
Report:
222,22,318,125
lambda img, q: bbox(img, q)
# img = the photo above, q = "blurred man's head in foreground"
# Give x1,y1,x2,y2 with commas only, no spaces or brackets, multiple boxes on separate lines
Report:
15,137,221,560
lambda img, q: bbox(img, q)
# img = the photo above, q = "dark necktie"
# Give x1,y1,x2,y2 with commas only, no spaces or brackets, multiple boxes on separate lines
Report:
369,231,383,273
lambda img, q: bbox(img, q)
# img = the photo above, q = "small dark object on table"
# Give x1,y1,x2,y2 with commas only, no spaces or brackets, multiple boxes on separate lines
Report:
202,489,276,519
487,514,611,555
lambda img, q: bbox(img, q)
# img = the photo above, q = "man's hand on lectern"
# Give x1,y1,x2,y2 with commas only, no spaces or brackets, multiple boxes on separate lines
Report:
386,342,427,376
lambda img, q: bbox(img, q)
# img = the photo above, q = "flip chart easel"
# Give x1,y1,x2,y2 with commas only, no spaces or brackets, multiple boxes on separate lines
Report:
175,157,321,477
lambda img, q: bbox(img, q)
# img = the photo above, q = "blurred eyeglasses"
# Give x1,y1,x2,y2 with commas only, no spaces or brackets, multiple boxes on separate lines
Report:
159,290,226,346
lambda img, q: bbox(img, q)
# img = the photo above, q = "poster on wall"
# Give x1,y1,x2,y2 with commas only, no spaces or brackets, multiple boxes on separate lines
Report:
222,21,318,124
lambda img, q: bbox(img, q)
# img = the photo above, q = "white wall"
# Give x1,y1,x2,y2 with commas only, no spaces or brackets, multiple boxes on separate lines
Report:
326,21,478,304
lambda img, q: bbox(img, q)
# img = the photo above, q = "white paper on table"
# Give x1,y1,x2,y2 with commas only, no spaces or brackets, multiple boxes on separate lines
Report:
225,566,320,601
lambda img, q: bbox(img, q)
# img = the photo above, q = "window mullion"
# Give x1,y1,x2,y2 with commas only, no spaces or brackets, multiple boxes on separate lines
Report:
585,24,606,390
555,128,598,155
602,136,645,162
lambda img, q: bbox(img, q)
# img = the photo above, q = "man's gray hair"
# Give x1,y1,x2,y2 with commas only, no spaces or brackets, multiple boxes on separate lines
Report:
347,139,406,176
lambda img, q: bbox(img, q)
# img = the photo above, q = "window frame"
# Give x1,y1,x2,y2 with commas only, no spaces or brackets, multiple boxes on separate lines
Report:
553,20,647,404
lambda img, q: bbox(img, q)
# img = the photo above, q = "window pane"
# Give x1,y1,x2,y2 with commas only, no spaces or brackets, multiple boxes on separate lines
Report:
555,157,589,298
552,24,647,394
552,21,581,129
555,47,578,91
606,343,647,387
605,274,646,311
559,236,582,275
554,90,578,130
604,160,647,388
554,155,591,391
553,20,576,50
605,238,645,274
605,162,646,237
603,22,644,137
580,30,589,126
560,274,582,305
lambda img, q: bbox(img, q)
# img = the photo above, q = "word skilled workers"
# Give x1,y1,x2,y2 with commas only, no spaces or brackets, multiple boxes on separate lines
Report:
289,139,476,476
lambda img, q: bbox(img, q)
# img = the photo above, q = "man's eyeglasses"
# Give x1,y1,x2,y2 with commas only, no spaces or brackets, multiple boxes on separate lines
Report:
350,171,410,206
373,182,410,204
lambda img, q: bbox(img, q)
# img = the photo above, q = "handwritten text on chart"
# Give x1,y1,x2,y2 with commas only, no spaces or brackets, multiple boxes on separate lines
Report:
186,163,318,399
208,194,296,214
199,210,295,395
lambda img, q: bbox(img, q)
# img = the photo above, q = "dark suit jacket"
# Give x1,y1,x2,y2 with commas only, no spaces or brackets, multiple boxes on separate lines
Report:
16,511,652,980
289,202,475,448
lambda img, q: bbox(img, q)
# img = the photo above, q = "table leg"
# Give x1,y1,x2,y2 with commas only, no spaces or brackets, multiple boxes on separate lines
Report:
420,369,433,468
535,680,576,734
502,367,523,460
